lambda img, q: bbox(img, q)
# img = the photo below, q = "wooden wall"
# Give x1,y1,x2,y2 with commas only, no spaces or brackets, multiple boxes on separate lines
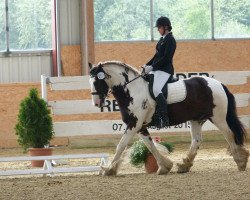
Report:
0,39,249,147
60,40,250,75
95,40,250,71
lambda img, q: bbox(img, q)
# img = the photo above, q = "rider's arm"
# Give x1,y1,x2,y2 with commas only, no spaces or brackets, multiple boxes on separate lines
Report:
146,54,156,65
152,37,176,70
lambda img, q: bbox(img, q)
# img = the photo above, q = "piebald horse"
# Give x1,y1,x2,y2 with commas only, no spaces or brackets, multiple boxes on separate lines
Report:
89,61,249,175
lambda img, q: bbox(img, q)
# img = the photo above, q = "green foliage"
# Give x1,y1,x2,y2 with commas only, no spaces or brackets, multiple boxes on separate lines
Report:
1,0,250,50
160,141,174,153
216,0,250,26
15,88,54,152
129,140,149,167
214,0,250,38
94,0,250,41
94,0,150,41
185,7,210,39
0,1,5,51
154,0,211,39
11,0,52,50
129,140,174,167
1,0,52,50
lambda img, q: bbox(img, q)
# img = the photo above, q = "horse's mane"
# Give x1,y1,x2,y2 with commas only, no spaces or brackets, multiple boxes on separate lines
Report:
100,61,140,75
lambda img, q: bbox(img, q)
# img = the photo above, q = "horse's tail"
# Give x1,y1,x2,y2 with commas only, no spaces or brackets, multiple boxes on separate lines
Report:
222,84,246,145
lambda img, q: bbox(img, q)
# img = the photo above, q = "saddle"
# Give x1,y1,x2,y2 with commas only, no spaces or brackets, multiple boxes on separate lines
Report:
143,74,179,100
143,74,186,129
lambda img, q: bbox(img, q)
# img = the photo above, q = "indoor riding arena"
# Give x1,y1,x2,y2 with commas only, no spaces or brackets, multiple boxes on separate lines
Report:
0,1,250,200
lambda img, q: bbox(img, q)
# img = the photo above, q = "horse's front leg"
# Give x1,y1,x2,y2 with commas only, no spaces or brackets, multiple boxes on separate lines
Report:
177,120,203,173
100,129,136,176
139,127,173,174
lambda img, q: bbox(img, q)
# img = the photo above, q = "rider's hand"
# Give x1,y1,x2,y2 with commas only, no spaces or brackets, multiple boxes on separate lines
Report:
140,65,146,75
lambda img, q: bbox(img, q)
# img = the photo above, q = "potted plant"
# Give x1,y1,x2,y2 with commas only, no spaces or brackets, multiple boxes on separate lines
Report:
15,88,54,167
129,139,174,173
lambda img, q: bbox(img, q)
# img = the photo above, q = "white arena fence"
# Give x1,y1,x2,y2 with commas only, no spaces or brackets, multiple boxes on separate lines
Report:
0,153,109,176
41,71,250,137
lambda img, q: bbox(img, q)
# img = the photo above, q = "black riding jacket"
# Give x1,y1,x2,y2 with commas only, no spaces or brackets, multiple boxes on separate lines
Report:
146,32,176,75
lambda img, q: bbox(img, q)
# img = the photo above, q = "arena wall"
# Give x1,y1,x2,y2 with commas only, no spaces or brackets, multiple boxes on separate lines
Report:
0,39,249,147
95,39,250,71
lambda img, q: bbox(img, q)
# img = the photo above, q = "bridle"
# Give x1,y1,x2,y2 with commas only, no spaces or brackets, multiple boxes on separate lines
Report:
90,65,143,105
89,70,111,105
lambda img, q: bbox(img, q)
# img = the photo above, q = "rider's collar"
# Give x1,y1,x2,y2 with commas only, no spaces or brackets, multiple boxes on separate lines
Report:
162,32,171,39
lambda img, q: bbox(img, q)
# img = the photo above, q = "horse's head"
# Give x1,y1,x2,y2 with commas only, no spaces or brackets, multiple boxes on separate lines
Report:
89,61,140,107
89,63,111,108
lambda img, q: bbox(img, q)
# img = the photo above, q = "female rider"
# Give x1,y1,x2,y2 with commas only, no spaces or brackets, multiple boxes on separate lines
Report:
143,16,176,128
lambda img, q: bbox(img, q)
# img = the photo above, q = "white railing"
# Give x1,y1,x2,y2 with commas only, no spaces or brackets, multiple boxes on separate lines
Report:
41,71,250,137
0,153,109,176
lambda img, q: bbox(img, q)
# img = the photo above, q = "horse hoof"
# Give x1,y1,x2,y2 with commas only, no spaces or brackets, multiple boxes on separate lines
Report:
234,149,249,171
100,170,117,176
157,162,173,175
157,167,170,175
177,163,190,173
237,162,247,171
238,166,246,171
99,166,117,176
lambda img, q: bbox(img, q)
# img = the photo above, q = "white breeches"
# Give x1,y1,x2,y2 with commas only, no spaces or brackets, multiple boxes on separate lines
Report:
149,70,171,97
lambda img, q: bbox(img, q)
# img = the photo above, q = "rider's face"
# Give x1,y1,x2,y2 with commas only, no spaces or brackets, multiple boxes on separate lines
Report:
157,26,165,36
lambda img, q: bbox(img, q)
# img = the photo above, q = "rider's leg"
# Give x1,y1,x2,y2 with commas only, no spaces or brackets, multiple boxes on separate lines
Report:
150,71,171,127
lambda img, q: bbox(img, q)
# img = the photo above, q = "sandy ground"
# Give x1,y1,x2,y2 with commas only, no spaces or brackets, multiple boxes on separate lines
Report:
0,141,249,200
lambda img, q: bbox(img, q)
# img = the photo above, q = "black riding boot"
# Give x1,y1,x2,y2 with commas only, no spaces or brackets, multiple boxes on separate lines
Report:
155,93,169,128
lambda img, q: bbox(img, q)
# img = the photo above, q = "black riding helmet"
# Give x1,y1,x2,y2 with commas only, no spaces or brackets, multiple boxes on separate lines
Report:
155,16,172,31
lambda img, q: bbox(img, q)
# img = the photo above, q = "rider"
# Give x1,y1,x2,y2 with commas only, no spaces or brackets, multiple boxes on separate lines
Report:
143,16,176,127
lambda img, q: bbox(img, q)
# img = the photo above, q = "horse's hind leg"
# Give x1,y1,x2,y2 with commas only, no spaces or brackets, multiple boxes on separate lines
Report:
139,127,173,174
177,120,203,173
212,118,249,171
211,83,249,170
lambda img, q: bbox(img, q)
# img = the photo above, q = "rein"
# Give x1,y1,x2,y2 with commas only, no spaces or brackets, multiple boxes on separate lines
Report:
123,67,147,87
123,75,143,87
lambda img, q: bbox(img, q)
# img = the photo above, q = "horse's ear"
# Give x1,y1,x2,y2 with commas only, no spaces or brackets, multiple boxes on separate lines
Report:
88,62,93,69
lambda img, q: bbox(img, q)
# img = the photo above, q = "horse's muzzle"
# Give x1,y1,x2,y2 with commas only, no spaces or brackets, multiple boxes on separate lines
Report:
93,99,101,107
93,99,106,108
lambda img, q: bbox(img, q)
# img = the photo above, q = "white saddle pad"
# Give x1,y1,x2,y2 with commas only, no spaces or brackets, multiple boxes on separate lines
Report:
167,80,187,104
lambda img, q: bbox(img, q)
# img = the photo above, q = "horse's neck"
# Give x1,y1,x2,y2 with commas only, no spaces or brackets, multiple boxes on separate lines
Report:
106,66,138,88
105,67,154,126
111,74,151,110
105,64,153,105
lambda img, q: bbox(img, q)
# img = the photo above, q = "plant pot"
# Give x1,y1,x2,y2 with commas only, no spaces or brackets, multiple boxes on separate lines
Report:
28,148,53,167
144,153,158,173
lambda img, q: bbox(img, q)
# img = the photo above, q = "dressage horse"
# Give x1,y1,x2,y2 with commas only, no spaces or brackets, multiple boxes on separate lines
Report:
89,61,249,175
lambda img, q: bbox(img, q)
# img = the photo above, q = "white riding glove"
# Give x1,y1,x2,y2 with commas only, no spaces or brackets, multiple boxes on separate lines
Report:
144,65,153,74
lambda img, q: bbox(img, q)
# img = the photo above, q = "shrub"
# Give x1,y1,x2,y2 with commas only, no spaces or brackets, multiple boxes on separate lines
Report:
129,139,174,167
15,88,54,152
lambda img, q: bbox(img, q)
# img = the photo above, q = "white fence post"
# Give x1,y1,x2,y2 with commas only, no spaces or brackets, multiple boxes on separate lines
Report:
41,74,47,102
